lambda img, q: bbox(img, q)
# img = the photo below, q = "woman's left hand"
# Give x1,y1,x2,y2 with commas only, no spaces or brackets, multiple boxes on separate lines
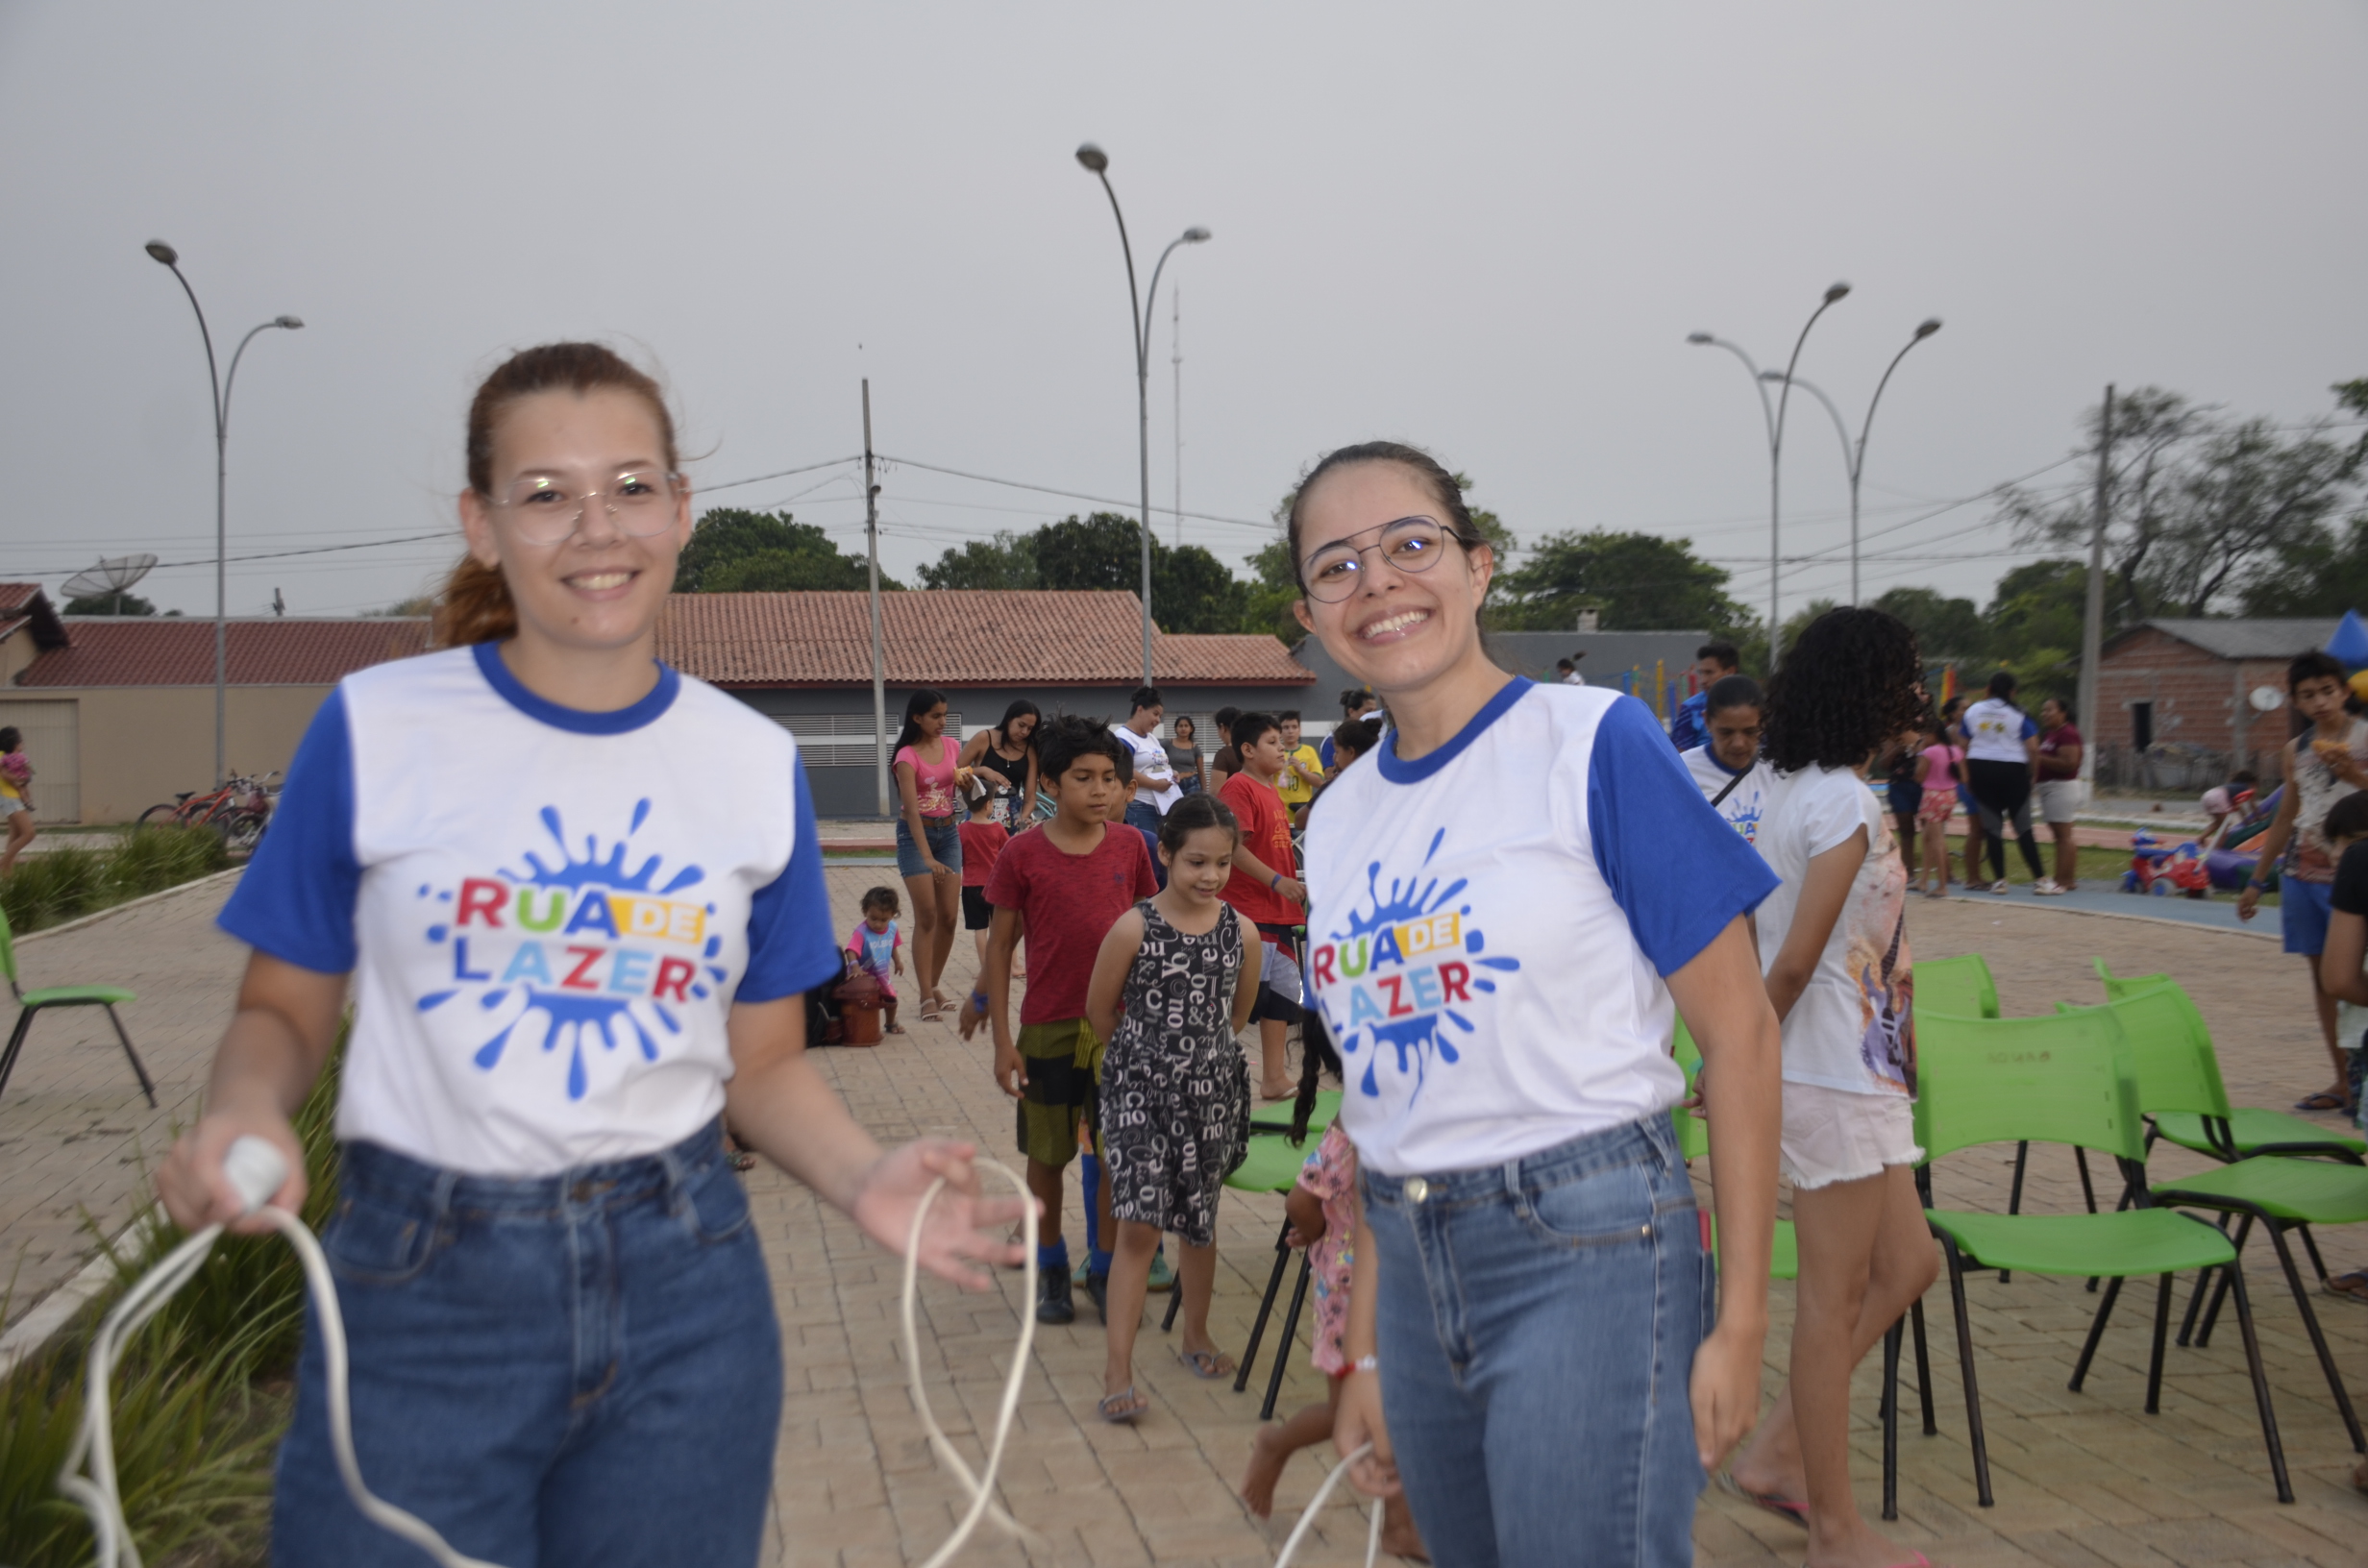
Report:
850,1139,1031,1289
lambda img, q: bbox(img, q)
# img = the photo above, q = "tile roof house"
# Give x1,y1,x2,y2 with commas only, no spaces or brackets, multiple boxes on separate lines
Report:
0,586,1309,821
2096,617,2341,773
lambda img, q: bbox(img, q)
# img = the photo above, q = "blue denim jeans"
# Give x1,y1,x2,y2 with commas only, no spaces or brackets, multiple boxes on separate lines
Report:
1361,1115,1713,1568
273,1118,781,1567
1122,798,1163,836
895,816,962,879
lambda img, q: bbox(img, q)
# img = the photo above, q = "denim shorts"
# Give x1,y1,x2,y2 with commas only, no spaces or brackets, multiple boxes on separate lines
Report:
272,1118,781,1567
1361,1115,1712,1568
2284,876,2333,956
895,816,962,878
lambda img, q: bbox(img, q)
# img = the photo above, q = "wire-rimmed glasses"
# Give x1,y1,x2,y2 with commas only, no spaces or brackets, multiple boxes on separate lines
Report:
490,470,683,546
1299,515,1455,602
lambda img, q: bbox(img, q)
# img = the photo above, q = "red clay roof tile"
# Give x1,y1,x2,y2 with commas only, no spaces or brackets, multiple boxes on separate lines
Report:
22,619,432,687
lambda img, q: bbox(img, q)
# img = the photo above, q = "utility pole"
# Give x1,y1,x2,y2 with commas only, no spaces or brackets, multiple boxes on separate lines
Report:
1172,287,1183,549
863,380,889,820
2076,384,2114,787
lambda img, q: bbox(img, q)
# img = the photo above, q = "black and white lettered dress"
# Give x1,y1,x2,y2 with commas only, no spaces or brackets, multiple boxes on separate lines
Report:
1099,900,1251,1247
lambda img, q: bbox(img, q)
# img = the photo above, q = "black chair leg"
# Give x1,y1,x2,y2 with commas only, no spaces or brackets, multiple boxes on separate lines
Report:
2145,1274,2173,1414
2297,1223,2331,1286
0,1007,32,1103
2002,1142,2030,1282
104,1004,157,1109
1162,1281,1183,1333
1911,1297,1936,1435
1259,1254,1315,1420
2195,1213,2253,1348
2263,1219,2365,1453
2075,1146,2098,1213
2178,1264,2214,1347
2070,1275,2123,1391
1234,1217,1295,1394
1882,1317,1902,1521
1941,1238,1992,1507
2222,1264,2294,1503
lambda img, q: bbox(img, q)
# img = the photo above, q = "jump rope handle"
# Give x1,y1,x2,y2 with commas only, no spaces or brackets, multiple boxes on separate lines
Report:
224,1136,288,1214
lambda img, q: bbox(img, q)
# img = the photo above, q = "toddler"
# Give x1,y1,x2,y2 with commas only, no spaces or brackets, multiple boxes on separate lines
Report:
847,886,905,1034
958,777,1011,970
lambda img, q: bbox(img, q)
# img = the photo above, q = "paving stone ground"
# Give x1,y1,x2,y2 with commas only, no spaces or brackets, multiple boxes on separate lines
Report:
2,868,2364,1566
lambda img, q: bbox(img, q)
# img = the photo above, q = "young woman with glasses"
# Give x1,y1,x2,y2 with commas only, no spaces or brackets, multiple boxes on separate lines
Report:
1291,440,1784,1567
155,342,1021,1568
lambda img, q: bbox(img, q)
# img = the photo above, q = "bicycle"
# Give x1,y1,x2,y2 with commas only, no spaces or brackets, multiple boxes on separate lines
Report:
139,772,278,851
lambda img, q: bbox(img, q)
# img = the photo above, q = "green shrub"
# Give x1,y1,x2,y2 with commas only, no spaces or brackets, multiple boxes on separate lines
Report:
0,827,230,938
0,1044,344,1566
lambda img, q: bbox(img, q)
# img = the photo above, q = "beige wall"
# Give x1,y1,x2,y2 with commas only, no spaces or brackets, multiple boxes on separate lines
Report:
34,685,334,823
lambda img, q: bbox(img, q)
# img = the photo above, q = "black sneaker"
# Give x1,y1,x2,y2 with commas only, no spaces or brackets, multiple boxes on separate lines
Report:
1085,1270,1110,1323
1036,1266,1075,1325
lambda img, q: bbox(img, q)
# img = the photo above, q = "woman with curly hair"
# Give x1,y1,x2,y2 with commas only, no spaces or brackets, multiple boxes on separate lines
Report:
1725,605,1938,1568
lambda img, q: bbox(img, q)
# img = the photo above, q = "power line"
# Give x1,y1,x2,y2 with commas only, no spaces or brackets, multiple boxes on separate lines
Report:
875,453,1277,532
695,455,862,493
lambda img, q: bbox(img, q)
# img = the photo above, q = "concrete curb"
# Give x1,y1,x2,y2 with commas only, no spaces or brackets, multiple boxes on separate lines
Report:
13,865,242,946
0,1213,152,1383
1941,892,2281,941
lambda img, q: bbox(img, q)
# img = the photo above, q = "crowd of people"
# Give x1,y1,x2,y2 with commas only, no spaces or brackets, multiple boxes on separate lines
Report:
146,336,2356,1568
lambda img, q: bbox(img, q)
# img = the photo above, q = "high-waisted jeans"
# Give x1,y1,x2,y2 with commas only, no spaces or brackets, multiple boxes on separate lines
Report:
1361,1115,1713,1568
272,1118,781,1567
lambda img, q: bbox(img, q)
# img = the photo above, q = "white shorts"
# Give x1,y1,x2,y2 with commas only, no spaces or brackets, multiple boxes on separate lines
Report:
0,797,26,819
1780,1080,1923,1191
2035,779,2084,824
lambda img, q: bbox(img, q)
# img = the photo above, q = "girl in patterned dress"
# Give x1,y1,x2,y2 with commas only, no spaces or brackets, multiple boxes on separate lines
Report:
1083,793,1261,1423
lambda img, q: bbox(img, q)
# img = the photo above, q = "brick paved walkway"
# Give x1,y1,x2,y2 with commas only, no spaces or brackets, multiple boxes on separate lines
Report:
2,869,2362,1564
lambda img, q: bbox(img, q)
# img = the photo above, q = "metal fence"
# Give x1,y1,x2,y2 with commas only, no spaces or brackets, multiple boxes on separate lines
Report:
2091,742,2237,794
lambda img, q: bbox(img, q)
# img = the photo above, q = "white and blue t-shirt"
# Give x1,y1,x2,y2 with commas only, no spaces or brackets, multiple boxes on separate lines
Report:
1303,678,1779,1176
1962,698,2036,763
1682,743,1772,846
219,643,839,1176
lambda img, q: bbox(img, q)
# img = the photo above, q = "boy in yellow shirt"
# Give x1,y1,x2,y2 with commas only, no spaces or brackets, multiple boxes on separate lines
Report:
1274,711,1325,821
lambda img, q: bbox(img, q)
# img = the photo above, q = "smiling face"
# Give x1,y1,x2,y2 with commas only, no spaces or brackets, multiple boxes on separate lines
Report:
1162,825,1236,904
1291,461,1492,698
457,387,690,656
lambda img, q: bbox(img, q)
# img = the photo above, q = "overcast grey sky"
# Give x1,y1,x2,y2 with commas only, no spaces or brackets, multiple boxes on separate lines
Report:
2,2,2360,626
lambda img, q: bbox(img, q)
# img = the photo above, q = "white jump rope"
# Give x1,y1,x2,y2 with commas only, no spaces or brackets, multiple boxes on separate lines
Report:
63,1139,1378,1568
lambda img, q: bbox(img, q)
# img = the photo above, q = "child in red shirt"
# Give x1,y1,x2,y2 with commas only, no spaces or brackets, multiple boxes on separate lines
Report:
1217,712,1307,1098
957,778,1011,971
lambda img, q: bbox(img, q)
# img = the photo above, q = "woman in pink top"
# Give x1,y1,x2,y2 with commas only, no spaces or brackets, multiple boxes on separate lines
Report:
1913,716,1966,898
892,689,964,1019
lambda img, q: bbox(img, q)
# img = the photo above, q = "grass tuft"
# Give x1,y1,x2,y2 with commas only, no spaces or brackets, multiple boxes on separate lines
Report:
0,826,231,937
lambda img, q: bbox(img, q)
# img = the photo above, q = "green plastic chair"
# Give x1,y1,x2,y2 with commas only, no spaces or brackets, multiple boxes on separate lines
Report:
1170,1133,1320,1417
1249,1087,1340,1139
0,900,154,1109
2060,984,2368,1455
1672,1023,1797,1277
1912,953,2000,1021
1908,1006,2294,1505
2094,960,2366,1163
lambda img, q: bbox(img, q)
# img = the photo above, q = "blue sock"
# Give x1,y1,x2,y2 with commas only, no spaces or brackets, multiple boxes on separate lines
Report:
1079,1152,1103,1254
1037,1238,1069,1274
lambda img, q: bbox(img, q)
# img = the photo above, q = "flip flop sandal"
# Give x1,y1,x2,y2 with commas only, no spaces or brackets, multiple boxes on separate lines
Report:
2324,1269,2368,1305
1176,1348,1238,1380
2295,1090,2351,1112
1097,1386,1147,1424
728,1150,757,1172
1714,1471,1807,1527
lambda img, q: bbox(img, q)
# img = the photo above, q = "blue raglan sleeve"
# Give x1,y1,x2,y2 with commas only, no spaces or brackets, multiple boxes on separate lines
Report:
738,761,845,1003
218,689,362,973
1586,696,1781,976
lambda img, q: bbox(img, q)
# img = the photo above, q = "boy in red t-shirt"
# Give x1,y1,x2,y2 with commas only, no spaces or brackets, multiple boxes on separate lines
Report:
1217,713,1308,1098
964,717,1158,1325
957,777,1011,971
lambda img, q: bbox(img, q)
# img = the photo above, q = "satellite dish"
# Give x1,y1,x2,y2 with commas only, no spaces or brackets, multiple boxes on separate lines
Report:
61,554,159,613
2250,686,2286,713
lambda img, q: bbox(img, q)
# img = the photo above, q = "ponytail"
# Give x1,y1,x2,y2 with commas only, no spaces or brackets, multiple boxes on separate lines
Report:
432,555,517,649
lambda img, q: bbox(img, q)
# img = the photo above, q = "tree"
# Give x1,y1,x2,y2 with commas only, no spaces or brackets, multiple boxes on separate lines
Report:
917,531,1038,590
373,595,436,618
1982,559,2088,704
2241,514,2368,617
1999,385,2360,622
677,508,893,593
62,591,154,616
1496,529,1753,636
1030,513,1243,634
1867,586,1984,662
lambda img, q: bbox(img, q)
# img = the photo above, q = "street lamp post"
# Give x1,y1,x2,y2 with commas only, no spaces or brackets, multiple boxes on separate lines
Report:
1764,318,1943,605
143,240,303,787
1074,143,1209,687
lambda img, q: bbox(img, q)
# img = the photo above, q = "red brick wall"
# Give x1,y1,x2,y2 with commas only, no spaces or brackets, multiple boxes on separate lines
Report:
2093,626,2293,767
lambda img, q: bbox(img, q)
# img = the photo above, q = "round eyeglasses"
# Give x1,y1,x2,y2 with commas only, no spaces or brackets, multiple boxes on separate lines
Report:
491,470,682,546
1299,515,1455,602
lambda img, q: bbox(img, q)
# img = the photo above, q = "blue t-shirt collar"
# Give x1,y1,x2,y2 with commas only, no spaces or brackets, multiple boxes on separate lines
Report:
1376,677,1533,784
471,640,680,735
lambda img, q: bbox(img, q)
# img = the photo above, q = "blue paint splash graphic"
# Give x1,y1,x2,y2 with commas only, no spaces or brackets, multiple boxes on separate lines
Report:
1321,827,1518,1102
509,801,705,894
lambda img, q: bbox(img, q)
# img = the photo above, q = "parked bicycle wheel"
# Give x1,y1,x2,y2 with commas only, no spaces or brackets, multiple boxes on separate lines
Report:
137,802,185,827
218,810,266,853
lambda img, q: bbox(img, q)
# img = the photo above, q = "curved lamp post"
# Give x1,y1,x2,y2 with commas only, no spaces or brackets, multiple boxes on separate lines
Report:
1689,282,1849,667
1074,143,1210,686
144,240,304,787
1762,316,1942,604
